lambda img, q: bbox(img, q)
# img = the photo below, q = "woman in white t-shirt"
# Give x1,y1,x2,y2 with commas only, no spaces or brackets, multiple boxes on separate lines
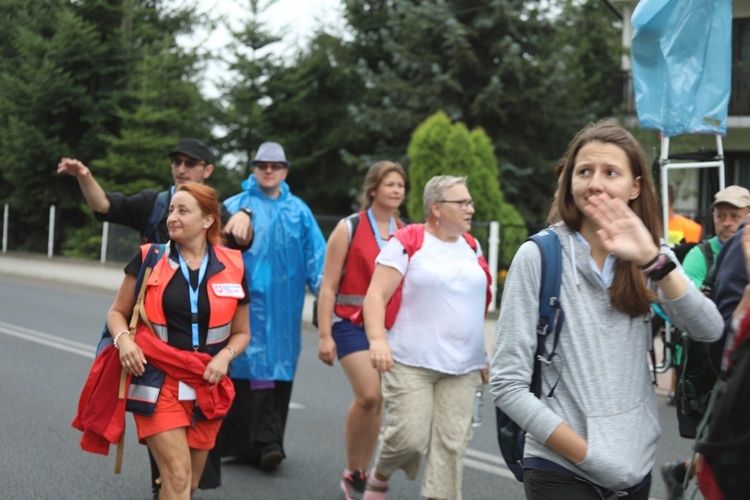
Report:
361,175,489,500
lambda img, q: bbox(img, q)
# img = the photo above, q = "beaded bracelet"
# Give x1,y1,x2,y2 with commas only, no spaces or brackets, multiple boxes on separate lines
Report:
113,330,131,350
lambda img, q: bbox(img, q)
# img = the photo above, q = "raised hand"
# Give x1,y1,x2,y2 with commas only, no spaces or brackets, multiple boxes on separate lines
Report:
583,193,659,266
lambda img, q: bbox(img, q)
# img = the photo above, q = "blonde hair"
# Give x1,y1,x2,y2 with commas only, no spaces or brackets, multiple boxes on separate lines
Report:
423,175,467,217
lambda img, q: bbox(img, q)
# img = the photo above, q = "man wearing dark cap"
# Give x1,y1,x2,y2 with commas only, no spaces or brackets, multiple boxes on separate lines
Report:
58,138,253,496
57,138,253,247
661,185,750,500
206,141,325,477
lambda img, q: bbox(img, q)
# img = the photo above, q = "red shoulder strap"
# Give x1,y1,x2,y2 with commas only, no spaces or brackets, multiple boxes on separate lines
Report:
392,224,425,257
461,232,492,315
462,232,478,252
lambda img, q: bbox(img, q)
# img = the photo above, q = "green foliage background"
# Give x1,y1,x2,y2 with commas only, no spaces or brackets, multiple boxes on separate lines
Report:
0,0,625,266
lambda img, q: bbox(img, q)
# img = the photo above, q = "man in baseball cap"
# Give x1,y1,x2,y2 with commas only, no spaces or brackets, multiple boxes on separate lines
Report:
58,138,252,244
711,185,750,244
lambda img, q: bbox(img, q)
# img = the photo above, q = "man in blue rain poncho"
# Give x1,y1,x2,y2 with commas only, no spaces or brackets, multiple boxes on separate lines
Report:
208,142,326,478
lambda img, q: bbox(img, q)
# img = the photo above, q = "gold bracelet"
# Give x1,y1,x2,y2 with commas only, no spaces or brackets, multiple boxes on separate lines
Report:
225,346,237,359
113,330,130,350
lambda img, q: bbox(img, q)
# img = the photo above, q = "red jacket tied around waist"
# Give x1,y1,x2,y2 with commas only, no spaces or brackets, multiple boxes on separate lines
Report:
71,324,235,456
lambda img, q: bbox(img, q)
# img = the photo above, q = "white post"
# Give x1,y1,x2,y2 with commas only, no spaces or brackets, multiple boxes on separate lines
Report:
487,221,500,313
48,205,55,258
2,203,8,253
100,222,109,264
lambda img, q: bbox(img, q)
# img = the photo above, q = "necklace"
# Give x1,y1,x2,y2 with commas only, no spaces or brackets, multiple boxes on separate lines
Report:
182,254,206,264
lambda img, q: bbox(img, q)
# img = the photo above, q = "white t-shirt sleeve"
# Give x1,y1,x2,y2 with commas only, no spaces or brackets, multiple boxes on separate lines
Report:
375,238,409,276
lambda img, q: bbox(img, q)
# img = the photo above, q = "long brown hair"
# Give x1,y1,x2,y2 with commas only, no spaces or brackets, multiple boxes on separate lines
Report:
359,161,407,213
549,120,661,316
175,182,224,246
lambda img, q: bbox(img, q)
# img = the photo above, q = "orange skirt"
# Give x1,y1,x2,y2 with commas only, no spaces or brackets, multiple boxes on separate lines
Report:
133,374,222,450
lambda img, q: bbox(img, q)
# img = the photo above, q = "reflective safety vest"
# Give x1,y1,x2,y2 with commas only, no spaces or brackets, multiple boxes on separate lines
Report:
127,242,245,416
334,211,404,320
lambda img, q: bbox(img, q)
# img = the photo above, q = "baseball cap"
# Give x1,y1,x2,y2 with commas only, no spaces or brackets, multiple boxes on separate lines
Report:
167,138,212,163
250,142,291,167
712,185,750,209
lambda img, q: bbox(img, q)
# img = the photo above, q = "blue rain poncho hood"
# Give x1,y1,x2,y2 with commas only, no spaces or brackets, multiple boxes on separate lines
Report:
222,174,326,381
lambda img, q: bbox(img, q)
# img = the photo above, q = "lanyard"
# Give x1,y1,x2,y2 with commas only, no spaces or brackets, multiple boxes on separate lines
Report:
177,248,208,350
366,208,395,249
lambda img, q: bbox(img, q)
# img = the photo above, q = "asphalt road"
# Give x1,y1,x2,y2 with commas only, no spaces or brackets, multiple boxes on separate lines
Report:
0,276,698,499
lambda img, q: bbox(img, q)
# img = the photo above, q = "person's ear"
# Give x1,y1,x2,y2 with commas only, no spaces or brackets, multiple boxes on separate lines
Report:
203,163,215,180
630,176,642,200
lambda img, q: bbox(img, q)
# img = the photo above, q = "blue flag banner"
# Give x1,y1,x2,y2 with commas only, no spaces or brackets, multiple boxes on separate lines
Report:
631,0,732,137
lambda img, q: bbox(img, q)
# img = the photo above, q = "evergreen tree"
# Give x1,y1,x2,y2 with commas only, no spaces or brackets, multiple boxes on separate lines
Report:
405,111,453,220
342,0,623,228
0,0,105,252
216,0,283,176
262,31,370,214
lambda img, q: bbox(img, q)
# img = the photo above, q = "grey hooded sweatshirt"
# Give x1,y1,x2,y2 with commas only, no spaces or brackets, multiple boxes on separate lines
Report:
490,223,723,491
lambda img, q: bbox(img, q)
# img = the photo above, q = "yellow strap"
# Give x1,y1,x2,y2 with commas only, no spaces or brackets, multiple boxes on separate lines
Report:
114,428,125,474
113,266,154,474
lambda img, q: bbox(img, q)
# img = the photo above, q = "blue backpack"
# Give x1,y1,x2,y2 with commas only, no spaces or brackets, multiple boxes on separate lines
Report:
495,229,564,481
143,190,170,244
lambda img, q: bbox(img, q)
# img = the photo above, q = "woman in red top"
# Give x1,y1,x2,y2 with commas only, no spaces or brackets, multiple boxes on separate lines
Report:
109,183,250,499
317,161,407,499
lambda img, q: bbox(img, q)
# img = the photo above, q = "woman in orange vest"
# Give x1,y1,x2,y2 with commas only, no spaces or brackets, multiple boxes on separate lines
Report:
317,161,407,499
108,182,250,499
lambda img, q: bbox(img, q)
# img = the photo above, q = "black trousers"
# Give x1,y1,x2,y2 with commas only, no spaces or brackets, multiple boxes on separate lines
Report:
198,378,294,488
523,468,652,500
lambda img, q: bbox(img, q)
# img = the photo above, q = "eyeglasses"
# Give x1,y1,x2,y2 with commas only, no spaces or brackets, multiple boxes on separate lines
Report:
253,162,286,171
438,199,474,209
170,157,205,169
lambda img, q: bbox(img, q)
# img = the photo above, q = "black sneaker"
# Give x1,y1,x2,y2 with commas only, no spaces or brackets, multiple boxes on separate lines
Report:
661,461,685,500
152,479,161,500
340,470,367,500
667,392,677,406
260,445,283,472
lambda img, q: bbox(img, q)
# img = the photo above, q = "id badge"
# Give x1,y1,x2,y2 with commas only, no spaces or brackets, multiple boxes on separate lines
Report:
178,381,197,401
212,283,245,298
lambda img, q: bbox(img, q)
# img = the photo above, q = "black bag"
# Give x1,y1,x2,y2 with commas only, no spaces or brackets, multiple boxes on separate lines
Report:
675,335,718,438
695,330,750,499
673,240,718,438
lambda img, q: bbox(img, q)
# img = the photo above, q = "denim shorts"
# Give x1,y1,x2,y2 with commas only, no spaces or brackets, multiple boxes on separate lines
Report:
332,319,370,359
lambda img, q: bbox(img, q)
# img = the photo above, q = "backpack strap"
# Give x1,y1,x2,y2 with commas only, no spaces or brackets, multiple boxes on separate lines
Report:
527,230,564,398
700,240,714,271
345,213,362,244
462,232,493,314
394,223,426,257
134,244,165,299
144,190,170,244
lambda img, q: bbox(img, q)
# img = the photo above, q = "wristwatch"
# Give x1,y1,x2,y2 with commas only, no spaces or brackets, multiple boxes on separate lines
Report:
240,208,253,219
649,260,677,281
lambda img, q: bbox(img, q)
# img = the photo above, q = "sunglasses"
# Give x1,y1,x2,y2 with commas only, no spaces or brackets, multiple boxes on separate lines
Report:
254,162,286,171
170,157,205,169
